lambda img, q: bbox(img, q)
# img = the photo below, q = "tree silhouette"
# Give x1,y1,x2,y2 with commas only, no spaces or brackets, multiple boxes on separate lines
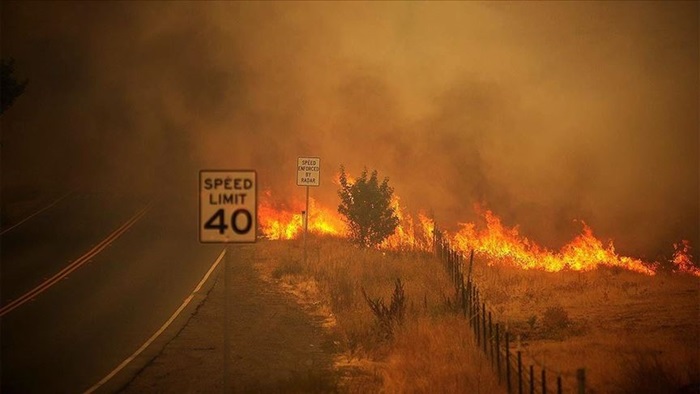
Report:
1,58,28,115
338,165,399,247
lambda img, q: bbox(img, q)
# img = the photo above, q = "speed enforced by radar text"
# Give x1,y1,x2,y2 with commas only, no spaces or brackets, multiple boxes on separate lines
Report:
199,170,256,243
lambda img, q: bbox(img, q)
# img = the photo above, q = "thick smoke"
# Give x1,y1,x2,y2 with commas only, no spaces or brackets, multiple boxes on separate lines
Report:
1,2,697,258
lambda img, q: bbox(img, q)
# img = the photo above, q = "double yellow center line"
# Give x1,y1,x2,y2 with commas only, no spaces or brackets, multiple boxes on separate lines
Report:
0,201,153,317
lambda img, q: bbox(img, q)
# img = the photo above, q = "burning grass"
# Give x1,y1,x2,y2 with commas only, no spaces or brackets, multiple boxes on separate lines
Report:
259,188,697,277
451,206,698,276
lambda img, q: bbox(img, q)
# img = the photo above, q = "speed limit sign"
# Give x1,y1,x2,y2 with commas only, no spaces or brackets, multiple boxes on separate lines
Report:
199,170,257,243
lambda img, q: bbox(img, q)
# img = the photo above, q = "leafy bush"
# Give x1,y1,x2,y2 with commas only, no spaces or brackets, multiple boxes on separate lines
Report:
337,166,399,247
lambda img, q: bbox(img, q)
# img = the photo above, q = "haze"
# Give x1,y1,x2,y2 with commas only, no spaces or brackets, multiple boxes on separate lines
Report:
1,1,697,259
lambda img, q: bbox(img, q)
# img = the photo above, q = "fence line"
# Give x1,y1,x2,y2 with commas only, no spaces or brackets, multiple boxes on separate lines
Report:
432,228,586,394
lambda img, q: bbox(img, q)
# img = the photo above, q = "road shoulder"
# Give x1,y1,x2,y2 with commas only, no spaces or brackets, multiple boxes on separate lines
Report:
120,245,339,393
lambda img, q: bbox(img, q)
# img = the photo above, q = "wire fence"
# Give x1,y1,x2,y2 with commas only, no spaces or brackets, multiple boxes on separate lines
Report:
433,228,587,394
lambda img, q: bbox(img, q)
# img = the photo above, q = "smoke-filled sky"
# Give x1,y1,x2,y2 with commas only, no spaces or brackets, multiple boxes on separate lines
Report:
1,1,698,258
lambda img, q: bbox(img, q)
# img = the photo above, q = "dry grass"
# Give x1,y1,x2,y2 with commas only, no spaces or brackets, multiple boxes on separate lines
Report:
253,236,502,393
253,237,698,392
469,257,700,392
614,351,699,394
383,316,502,394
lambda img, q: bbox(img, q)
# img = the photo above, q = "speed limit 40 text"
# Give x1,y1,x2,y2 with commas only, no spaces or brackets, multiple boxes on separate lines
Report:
203,177,252,205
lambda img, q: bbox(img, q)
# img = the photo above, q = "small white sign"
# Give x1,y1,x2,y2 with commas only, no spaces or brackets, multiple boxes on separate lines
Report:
199,170,257,243
297,157,320,187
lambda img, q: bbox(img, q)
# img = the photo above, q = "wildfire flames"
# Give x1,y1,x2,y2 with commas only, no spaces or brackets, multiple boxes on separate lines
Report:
453,208,657,274
258,187,698,277
258,190,346,240
258,191,434,250
670,240,700,276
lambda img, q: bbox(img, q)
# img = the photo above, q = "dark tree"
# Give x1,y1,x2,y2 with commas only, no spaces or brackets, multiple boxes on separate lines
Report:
338,165,400,247
1,58,28,115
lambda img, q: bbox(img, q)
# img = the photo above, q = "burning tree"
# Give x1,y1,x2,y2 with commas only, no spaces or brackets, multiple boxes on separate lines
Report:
337,166,399,248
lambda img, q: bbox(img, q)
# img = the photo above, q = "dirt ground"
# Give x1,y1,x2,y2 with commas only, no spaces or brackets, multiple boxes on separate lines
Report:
121,245,342,393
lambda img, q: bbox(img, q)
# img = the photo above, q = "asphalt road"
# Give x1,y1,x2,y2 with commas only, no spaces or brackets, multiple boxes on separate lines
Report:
1,192,223,393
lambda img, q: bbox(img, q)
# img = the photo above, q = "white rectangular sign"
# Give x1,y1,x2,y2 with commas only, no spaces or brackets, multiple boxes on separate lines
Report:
199,170,257,243
297,157,320,186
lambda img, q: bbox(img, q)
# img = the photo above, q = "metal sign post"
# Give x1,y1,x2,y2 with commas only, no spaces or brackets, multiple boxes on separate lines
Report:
224,244,230,393
297,157,320,263
304,185,309,262
199,170,257,394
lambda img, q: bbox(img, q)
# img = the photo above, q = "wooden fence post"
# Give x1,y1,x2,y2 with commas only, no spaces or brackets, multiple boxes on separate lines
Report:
506,333,512,394
450,249,457,286
453,251,458,287
517,351,523,394
577,368,586,394
433,229,437,256
457,252,462,287
469,282,479,328
446,249,450,277
465,279,474,328
442,241,446,267
542,368,547,394
496,323,501,383
489,311,494,365
460,275,467,318
467,249,474,280
482,303,487,354
557,375,562,394
475,291,481,347
529,365,534,394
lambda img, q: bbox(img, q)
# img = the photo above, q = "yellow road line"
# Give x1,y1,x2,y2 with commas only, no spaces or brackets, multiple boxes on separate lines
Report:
83,247,226,394
0,191,73,236
0,202,153,317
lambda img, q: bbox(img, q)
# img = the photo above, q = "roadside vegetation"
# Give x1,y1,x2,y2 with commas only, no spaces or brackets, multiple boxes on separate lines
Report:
256,236,699,392
256,236,503,393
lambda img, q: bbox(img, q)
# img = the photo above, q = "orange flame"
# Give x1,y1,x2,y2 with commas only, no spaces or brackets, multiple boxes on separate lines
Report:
257,177,698,276
670,240,699,276
379,195,435,251
258,186,434,250
450,206,699,276
259,190,346,240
